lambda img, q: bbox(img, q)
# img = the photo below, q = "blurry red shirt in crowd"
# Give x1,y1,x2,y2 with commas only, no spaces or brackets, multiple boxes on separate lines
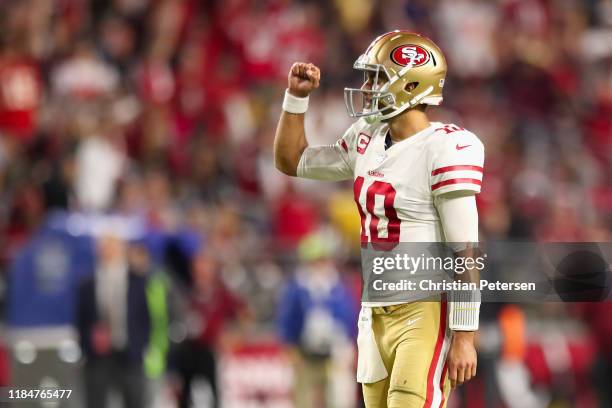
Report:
190,283,245,348
272,188,319,248
524,336,597,390
220,0,324,82
0,184,45,266
190,251,246,348
584,99,612,165
0,344,8,385
137,59,175,106
0,56,41,142
575,302,612,362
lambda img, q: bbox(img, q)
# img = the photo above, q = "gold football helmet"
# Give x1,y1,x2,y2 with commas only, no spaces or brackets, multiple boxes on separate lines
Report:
344,31,447,123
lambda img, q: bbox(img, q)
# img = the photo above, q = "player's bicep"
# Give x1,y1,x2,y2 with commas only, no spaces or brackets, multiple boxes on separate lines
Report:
297,142,353,181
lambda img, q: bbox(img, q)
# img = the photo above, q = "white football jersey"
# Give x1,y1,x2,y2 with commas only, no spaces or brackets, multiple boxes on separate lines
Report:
297,119,485,244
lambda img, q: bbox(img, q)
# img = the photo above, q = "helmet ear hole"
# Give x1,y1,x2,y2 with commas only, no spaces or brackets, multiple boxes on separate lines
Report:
405,82,419,93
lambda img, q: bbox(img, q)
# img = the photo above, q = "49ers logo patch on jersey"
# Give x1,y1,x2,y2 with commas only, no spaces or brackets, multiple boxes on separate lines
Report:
357,132,372,154
390,45,430,67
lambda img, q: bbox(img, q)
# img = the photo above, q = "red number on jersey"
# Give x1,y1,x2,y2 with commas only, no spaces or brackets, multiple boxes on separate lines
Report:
354,176,401,250
354,176,368,243
435,124,464,134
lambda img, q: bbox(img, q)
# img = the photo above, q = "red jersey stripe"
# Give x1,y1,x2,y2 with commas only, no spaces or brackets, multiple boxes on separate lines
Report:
431,178,482,191
340,139,349,153
431,165,483,176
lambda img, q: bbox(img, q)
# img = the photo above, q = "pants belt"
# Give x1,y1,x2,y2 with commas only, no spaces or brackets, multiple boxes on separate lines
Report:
371,304,408,315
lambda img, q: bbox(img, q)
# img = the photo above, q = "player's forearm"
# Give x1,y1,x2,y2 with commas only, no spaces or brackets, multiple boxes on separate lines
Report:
435,192,481,332
275,62,320,176
274,110,308,176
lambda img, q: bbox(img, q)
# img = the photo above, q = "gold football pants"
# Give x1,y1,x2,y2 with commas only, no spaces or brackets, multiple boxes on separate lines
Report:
362,297,451,408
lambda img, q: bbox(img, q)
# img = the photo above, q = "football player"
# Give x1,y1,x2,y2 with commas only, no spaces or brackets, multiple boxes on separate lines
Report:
274,31,483,408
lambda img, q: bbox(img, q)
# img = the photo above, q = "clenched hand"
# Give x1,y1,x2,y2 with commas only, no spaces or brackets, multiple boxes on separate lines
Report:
288,62,320,98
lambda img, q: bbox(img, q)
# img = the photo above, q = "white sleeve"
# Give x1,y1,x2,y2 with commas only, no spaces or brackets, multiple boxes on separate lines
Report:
434,191,478,243
296,122,358,181
429,129,484,196
435,191,481,331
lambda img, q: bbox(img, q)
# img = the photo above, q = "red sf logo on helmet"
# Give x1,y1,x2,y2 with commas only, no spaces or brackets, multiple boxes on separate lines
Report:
390,44,430,67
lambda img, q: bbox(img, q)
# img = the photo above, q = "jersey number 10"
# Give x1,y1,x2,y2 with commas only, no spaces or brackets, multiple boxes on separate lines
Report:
354,176,401,250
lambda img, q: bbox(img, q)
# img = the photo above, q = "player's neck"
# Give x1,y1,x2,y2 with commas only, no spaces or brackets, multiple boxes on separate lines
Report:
387,108,430,142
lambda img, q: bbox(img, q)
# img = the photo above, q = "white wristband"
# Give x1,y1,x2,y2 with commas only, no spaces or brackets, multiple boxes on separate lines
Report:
448,290,481,331
282,89,309,114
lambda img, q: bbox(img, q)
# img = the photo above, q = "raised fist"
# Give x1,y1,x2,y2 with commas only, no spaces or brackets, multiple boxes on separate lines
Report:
288,62,320,98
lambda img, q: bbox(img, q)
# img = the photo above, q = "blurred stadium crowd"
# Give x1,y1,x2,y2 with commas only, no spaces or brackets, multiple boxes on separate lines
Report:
0,0,611,407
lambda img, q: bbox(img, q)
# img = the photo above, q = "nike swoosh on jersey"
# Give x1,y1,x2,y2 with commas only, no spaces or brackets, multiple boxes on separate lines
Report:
456,144,472,150
406,316,423,326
